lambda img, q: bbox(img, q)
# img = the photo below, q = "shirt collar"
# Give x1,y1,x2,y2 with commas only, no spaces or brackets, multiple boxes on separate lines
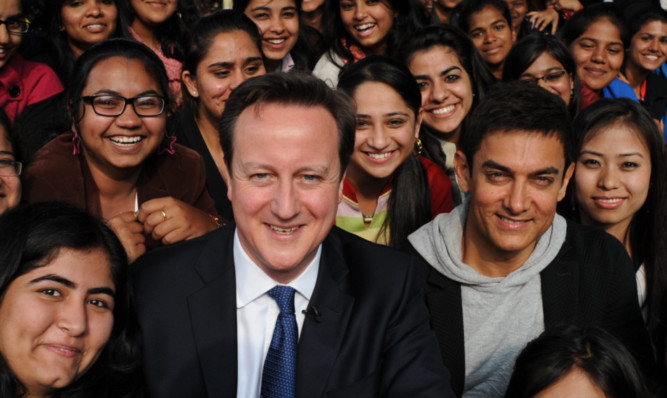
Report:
234,229,320,309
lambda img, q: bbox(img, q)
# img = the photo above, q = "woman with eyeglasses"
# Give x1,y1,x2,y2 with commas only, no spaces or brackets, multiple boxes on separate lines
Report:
0,0,67,162
503,33,580,116
23,38,219,263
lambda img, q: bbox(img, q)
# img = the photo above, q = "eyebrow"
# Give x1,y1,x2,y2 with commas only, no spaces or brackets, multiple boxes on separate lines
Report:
580,150,645,158
208,57,263,69
481,160,560,175
90,89,162,97
521,67,564,77
28,274,115,297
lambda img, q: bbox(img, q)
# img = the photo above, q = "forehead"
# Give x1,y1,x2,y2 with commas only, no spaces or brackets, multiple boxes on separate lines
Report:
247,0,297,10
474,129,566,171
470,5,508,27
584,122,650,154
580,18,622,41
84,56,160,93
0,0,21,18
233,102,340,170
636,19,667,35
524,52,564,71
0,126,13,153
201,31,262,64
410,45,464,72
353,81,412,113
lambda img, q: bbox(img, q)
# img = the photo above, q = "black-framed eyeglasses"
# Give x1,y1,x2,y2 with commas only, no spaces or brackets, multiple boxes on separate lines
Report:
0,17,30,34
0,159,22,176
82,94,167,117
519,70,567,85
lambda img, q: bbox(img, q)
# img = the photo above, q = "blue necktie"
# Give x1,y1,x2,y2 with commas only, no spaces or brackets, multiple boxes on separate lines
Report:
261,286,298,398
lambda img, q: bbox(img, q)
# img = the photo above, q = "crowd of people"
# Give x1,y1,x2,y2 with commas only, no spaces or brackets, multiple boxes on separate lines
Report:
0,0,665,397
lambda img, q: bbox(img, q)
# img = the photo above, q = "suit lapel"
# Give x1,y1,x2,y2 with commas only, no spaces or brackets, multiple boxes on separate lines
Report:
423,265,466,397
295,231,355,397
541,229,576,328
187,228,238,397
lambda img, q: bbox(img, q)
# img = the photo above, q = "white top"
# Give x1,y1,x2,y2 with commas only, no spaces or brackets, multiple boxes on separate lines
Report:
234,230,320,398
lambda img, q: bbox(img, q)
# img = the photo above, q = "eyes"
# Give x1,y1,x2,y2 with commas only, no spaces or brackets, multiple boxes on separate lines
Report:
355,117,407,128
415,73,462,91
576,39,623,55
340,0,381,11
39,288,113,310
485,171,554,187
249,172,323,185
470,22,509,39
580,158,641,170
211,63,263,79
249,8,297,21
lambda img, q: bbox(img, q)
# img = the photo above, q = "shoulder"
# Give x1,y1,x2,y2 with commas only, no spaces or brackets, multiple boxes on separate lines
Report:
325,227,421,286
23,133,82,202
132,224,233,290
14,56,64,96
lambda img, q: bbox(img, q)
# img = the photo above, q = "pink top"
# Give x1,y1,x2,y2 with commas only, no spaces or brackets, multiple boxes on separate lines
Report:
130,27,183,99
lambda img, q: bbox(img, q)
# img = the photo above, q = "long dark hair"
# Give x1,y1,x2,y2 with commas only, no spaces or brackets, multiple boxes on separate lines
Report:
35,0,130,86
338,56,433,250
566,99,667,370
233,0,318,70
322,0,427,64
181,10,263,112
121,0,189,61
0,201,142,397
560,3,630,49
68,38,171,126
505,326,652,398
503,33,581,117
398,25,496,177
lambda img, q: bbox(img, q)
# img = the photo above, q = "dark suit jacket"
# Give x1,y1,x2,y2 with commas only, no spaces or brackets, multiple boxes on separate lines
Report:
132,225,455,397
420,222,655,397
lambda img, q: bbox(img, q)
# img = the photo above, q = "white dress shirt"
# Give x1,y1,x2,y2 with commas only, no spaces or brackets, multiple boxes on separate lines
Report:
234,230,320,398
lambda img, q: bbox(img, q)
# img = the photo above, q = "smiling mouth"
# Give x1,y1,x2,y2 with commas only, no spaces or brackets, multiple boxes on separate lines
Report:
593,197,626,208
430,104,456,115
266,38,286,45
270,225,299,234
109,136,143,145
46,344,81,358
497,214,530,229
355,23,376,34
584,67,607,77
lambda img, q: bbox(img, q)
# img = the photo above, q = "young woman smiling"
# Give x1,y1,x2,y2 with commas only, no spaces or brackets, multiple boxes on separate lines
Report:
458,0,515,79
0,202,142,398
235,0,316,72
23,39,219,263
36,0,129,86
400,25,495,205
123,0,189,106
561,3,628,111
564,98,667,377
337,56,453,250
503,33,580,116
603,4,667,139
313,0,426,87
175,10,266,222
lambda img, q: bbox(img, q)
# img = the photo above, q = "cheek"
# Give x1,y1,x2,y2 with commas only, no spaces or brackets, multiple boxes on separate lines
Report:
609,53,624,71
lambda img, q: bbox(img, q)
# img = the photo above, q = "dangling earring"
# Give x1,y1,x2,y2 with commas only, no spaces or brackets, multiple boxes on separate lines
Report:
415,138,423,156
72,126,81,156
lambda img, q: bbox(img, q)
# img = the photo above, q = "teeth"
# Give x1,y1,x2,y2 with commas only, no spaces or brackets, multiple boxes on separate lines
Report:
267,38,285,44
368,152,391,159
110,136,142,145
270,225,298,234
86,24,104,29
597,198,623,203
431,105,455,115
643,55,659,60
356,23,375,31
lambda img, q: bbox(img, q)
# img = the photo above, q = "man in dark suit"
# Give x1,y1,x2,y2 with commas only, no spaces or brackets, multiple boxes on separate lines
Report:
132,73,455,397
408,82,655,397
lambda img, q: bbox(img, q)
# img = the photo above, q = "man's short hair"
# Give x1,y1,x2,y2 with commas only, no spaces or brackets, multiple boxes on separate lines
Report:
219,72,356,179
461,81,575,170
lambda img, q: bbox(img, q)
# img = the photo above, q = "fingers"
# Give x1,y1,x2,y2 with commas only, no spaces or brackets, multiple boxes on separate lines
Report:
106,211,146,263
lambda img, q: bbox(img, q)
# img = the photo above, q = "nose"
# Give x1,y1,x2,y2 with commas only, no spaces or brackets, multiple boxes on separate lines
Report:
536,77,551,91
430,80,448,103
591,46,605,63
115,101,143,128
0,24,10,45
354,3,367,20
230,70,245,91
648,38,659,52
484,30,495,44
57,299,88,337
269,15,285,33
367,124,390,150
271,179,300,220
598,164,619,190
504,179,529,215
87,3,103,16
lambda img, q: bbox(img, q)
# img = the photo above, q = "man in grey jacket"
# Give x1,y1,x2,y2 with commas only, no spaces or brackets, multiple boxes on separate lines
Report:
409,82,654,397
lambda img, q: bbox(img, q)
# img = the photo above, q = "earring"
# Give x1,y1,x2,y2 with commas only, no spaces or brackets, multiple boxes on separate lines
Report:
72,126,81,156
415,138,423,156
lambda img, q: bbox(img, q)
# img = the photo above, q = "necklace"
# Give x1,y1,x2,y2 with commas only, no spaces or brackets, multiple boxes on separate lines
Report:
362,212,374,224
